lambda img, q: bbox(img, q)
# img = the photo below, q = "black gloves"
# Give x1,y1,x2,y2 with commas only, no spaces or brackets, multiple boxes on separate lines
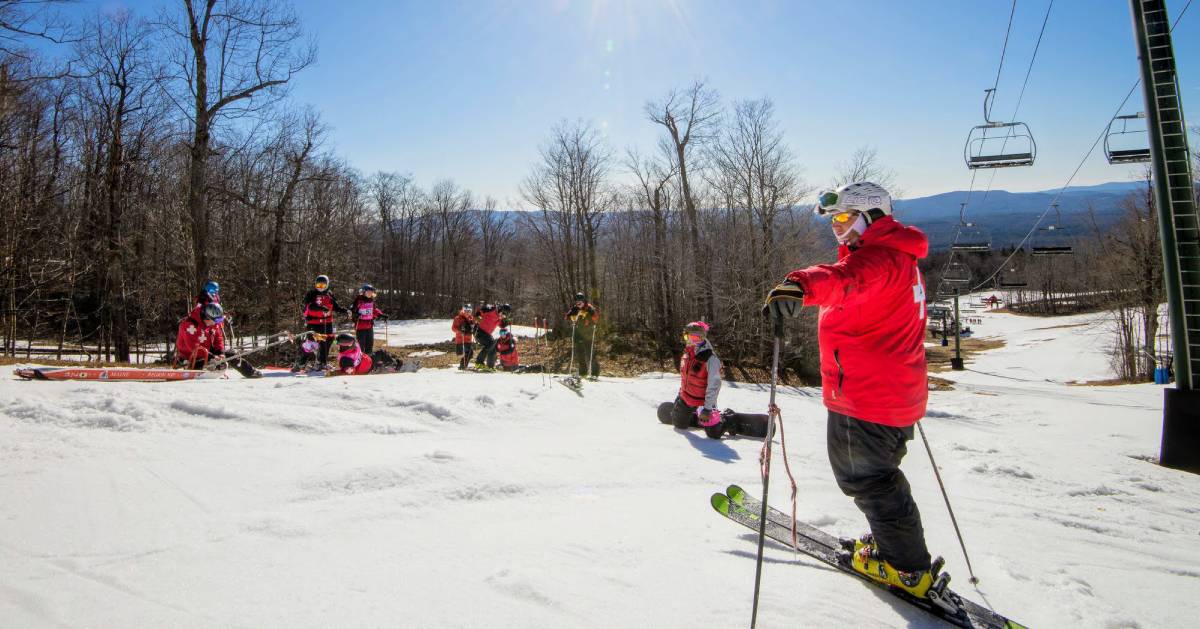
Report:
762,280,805,319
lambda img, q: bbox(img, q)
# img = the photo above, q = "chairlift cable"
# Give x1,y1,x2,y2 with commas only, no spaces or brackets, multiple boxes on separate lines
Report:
967,0,1191,293
990,0,1020,97
977,0,1055,211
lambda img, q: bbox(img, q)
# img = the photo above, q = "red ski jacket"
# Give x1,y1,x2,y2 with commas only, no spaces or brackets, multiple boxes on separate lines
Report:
474,308,501,335
175,314,223,366
786,216,929,426
303,289,345,325
497,335,518,368
452,311,476,344
679,342,721,408
352,296,385,331
337,344,373,375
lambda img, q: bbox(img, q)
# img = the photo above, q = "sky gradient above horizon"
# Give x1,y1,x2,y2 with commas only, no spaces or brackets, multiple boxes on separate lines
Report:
84,0,1200,205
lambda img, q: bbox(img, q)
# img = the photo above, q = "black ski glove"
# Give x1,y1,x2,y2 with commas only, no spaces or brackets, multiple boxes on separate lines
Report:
762,280,805,319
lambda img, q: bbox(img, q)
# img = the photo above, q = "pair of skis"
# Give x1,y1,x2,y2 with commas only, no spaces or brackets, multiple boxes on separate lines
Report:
711,484,1027,629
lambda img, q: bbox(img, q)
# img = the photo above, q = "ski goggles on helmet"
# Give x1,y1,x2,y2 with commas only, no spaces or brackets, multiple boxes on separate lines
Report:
682,332,704,343
315,282,328,290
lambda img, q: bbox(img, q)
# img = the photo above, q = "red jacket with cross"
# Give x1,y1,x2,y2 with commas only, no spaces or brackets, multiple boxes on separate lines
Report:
785,216,929,427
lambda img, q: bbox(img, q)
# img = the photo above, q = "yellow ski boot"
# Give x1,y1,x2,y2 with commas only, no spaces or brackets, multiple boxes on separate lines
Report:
839,534,957,613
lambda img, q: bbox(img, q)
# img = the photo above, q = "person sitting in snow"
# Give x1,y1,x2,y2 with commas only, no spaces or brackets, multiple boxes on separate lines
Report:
661,321,726,435
452,304,476,370
291,333,324,373
496,327,543,373
332,332,404,376
174,303,260,377
351,283,386,354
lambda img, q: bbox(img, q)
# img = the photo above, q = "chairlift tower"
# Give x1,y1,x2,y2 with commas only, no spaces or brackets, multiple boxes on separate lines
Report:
1130,0,1200,473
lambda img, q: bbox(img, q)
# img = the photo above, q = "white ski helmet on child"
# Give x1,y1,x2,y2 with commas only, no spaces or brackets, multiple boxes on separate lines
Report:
814,181,892,217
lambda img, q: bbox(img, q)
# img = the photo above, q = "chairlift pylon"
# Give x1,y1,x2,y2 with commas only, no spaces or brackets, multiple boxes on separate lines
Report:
950,202,992,252
1104,112,1152,165
965,89,1037,169
1031,203,1075,256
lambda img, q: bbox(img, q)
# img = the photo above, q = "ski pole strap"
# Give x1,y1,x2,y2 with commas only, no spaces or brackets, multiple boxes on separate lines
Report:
770,403,800,552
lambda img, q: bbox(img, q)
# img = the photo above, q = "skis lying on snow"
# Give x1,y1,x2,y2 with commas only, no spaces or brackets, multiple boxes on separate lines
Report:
712,485,1027,629
558,374,584,395
13,366,223,382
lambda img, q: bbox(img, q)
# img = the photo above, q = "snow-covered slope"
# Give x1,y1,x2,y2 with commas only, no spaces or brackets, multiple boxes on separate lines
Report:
1,307,1196,628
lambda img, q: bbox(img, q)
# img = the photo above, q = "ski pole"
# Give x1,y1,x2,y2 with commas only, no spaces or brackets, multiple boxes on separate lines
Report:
751,314,784,629
208,330,311,369
568,319,577,376
587,323,597,379
916,421,979,585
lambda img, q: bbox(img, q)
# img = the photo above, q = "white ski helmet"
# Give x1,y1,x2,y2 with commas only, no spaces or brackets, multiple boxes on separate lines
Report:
814,181,892,217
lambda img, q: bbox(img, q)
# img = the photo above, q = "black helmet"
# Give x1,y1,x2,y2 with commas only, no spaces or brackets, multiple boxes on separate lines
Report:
574,292,585,302
462,302,473,311
361,283,375,293
499,303,512,313
201,303,223,322
336,332,356,347
315,274,330,288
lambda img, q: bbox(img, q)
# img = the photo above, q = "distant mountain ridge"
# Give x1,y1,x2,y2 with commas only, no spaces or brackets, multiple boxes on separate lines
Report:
892,180,1147,250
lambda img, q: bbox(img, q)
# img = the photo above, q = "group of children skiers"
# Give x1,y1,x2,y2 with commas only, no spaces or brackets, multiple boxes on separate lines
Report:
174,276,402,377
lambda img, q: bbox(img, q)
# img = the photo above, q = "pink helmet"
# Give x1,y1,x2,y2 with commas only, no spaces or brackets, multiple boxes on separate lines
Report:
684,321,710,336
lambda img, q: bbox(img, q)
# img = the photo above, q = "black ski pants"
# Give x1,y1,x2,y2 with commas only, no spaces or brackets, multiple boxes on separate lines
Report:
475,330,496,368
827,410,931,573
357,328,374,354
670,396,700,430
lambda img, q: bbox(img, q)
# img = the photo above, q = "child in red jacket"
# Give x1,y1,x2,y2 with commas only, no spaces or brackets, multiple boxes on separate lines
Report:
351,283,386,353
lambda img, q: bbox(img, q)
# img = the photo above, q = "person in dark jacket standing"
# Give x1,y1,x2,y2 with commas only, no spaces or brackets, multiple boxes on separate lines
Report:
473,303,501,370
564,292,600,377
302,274,349,367
764,181,941,602
351,283,386,353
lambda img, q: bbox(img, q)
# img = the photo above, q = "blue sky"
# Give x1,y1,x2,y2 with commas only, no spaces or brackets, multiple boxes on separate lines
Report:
81,1,1200,204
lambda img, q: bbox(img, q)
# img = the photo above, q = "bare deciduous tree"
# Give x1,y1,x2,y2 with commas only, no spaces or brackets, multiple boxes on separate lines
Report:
159,0,315,289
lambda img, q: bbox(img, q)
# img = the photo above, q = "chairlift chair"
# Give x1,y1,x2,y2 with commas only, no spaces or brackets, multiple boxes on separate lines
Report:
998,265,1029,288
943,260,973,285
950,203,992,252
965,89,1036,169
1104,112,1151,165
1030,203,1075,256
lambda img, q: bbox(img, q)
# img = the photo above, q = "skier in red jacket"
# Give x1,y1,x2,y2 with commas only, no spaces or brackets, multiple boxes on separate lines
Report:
451,304,476,370
302,274,349,367
764,181,941,602
351,283,386,353
473,303,502,370
175,303,259,377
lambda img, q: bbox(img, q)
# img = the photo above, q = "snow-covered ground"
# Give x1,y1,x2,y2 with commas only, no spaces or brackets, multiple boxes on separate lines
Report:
379,319,541,347
2,306,1197,628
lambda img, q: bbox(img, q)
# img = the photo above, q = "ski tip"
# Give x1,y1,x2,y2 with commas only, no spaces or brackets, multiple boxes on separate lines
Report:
710,493,732,515
725,484,745,504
